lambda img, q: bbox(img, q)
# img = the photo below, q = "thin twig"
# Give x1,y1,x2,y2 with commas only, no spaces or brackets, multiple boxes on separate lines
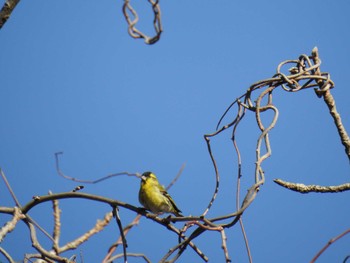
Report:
0,246,15,263
55,152,140,183
58,212,113,254
220,228,231,263
107,253,151,263
202,135,220,217
1,169,54,242
25,219,71,263
0,168,21,206
310,228,350,263
24,253,55,263
103,214,142,262
112,207,128,263
344,255,350,263
50,191,61,253
27,216,56,243
166,163,186,191
230,104,253,263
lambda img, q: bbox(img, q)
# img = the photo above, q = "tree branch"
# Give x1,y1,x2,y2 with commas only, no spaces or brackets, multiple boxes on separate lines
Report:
0,0,20,29
273,179,350,193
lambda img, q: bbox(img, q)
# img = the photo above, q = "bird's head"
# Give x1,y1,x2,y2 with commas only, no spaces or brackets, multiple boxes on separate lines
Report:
141,171,158,183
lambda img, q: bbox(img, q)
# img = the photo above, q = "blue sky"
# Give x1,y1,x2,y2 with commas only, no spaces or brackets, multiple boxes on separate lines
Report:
1,0,350,262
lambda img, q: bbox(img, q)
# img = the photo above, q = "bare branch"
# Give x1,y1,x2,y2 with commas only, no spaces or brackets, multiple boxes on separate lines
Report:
50,191,61,253
0,247,16,263
24,254,56,263
0,0,20,29
0,168,21,206
202,134,220,217
0,206,15,214
220,228,231,263
25,220,72,262
21,192,141,215
55,152,140,183
0,207,25,242
1,170,55,243
103,214,142,262
311,47,350,161
166,163,186,191
107,253,152,263
58,212,113,254
273,179,350,193
112,207,128,263
310,228,350,263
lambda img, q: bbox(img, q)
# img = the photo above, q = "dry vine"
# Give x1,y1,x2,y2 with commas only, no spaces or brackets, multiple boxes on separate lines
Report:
0,0,162,44
0,48,349,262
122,0,162,44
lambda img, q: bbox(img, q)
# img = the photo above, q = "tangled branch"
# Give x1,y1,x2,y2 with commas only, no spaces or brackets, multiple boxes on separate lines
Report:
122,0,162,44
0,48,348,262
199,47,349,261
208,47,349,199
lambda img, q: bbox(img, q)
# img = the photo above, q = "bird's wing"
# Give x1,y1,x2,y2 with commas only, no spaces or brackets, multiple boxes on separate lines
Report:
160,188,182,214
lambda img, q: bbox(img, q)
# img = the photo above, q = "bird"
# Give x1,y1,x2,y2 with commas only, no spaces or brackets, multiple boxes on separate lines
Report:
138,171,182,217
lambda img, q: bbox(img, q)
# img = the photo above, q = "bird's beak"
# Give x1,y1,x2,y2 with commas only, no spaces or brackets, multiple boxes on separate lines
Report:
141,175,146,181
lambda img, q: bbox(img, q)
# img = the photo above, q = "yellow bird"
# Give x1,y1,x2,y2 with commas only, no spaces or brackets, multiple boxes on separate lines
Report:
139,171,182,217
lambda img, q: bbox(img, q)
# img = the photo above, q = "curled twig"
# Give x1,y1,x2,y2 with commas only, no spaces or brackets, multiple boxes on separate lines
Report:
122,0,162,44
